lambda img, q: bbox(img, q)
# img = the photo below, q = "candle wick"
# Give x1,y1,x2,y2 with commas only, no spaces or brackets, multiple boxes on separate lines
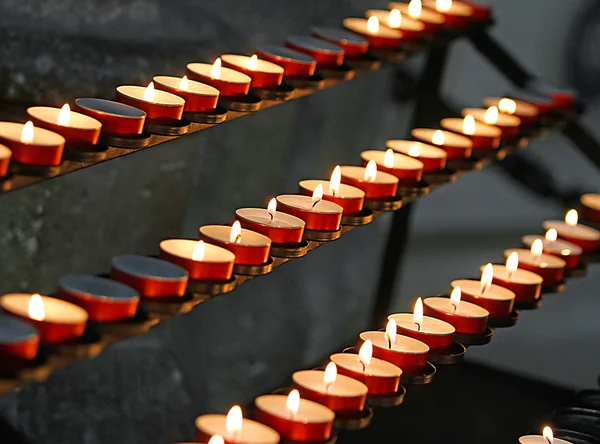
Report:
268,211,274,223
234,234,242,244
360,360,366,372
450,302,457,312
312,199,320,209
414,322,421,332
387,337,392,350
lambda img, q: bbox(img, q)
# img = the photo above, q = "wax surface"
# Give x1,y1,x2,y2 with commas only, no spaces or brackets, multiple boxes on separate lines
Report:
451,279,515,301
1,294,88,324
293,370,368,397
195,415,280,444
388,2,446,24
276,195,342,214
339,166,398,184
28,107,101,130
331,352,402,377
441,118,502,138
543,220,600,241
236,208,305,229
388,313,455,335
485,264,543,285
360,150,423,170
117,86,185,106
343,18,403,38
365,9,425,31
154,76,219,96
522,235,582,257
424,297,488,318
200,225,271,247
0,122,65,146
360,331,429,354
387,140,447,159
187,63,252,84
255,395,335,423
411,128,472,149
300,180,365,199
504,248,566,269
519,436,572,444
462,108,521,127
221,54,284,74
112,255,188,280
160,239,235,262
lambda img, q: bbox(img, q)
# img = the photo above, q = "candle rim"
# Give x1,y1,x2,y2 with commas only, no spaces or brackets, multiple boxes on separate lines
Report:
195,414,280,443
58,274,140,302
343,17,403,39
424,296,489,319
461,107,521,127
450,279,515,301
543,220,600,241
360,149,424,170
1,293,89,324
482,97,539,117
153,75,220,97
0,121,66,146
187,62,253,84
292,369,369,397
503,248,566,269
75,98,146,120
276,194,344,214
386,139,447,159
112,254,189,282
221,54,285,74
388,312,455,335
287,35,344,54
257,44,316,64
199,225,272,247
299,179,365,199
330,352,403,377
339,165,399,184
311,26,369,46
483,264,544,285
235,208,306,229
423,0,474,16
359,330,430,354
117,85,185,107
255,394,336,423
27,106,102,131
365,9,426,31
0,314,39,344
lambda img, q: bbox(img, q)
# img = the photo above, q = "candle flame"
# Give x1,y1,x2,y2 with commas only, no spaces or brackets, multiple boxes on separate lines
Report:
225,405,243,436
388,9,402,28
565,209,578,227
143,82,155,102
463,115,476,135
408,0,422,18
545,228,558,242
324,362,337,385
312,183,324,206
267,198,277,214
407,143,421,157
498,98,517,115
359,340,373,368
432,130,445,145
385,318,397,346
367,16,380,33
383,149,395,169
192,240,205,261
211,58,222,79
481,263,494,294
248,54,258,71
543,426,554,444
179,75,189,91
450,286,461,307
286,389,300,416
230,220,242,243
329,165,341,195
21,121,34,144
208,436,225,444
506,251,519,279
364,160,378,182
436,0,452,12
28,294,45,321
483,106,499,125
531,239,543,259
58,104,71,126
413,297,424,326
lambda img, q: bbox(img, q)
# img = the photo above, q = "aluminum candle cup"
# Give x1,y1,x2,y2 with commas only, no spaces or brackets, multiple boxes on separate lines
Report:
462,107,521,139
411,128,473,160
581,194,600,223
359,331,428,376
482,97,539,126
311,27,369,58
423,297,489,335
386,140,447,172
195,414,280,444
360,150,424,186
187,62,252,97
221,54,284,89
111,255,189,298
75,98,146,136
236,209,305,245
504,249,566,286
343,18,403,50
0,122,65,166
365,9,426,40
389,313,455,354
153,76,219,113
293,370,368,413
484,264,543,304
522,235,582,270
256,45,317,79
0,315,40,367
0,144,11,177
388,2,446,32
58,275,140,322
255,394,335,442
199,225,271,266
543,219,600,254
286,36,345,68
276,195,343,231
1,293,88,344
159,239,235,281
422,0,474,28
441,117,501,151
339,166,399,199
298,180,365,215
116,85,185,120
450,280,515,319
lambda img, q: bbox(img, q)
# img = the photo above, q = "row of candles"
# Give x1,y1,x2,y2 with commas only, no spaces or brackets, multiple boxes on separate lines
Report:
0,0,507,175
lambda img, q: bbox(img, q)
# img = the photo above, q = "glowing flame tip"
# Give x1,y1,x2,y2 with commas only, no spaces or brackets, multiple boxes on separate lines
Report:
506,252,519,277
248,54,258,71
543,426,554,443
436,0,453,12
408,0,422,18
312,183,324,206
531,239,544,257
432,130,445,146
359,340,373,367
364,160,377,182
267,198,277,214
286,389,300,416
481,263,494,294
179,75,189,91
498,98,517,114
385,319,397,346
225,406,243,435
367,16,380,33
463,115,476,135
28,294,45,321
565,209,578,227
450,286,461,306
208,436,225,444
192,240,205,261
143,82,155,102
407,143,421,157
383,149,395,169
21,121,34,144
545,228,558,242
413,297,424,326
229,221,242,243
388,9,402,28
58,103,71,126
324,362,337,385
329,165,341,195
483,106,499,125
211,58,222,79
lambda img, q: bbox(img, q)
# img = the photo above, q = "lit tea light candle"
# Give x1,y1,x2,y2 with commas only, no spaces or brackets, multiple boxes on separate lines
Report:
543,209,600,254
386,140,447,172
195,406,280,444
236,199,306,245
360,149,424,186
27,104,102,152
441,115,501,150
411,128,472,160
0,144,11,177
116,82,185,121
221,54,285,89
75,98,146,137
389,298,455,353
293,362,368,413
58,275,140,322
0,293,88,344
520,426,573,444
423,287,489,335
423,0,474,27
451,264,516,319
339,162,399,199
111,255,189,299
256,45,317,79
153,76,219,113
311,27,369,58
276,186,344,232
388,0,446,32
359,321,429,376
462,106,521,139
522,229,582,270
159,239,235,281
298,166,366,215
0,121,65,167
580,193,600,223
0,315,40,368
187,59,252,97
343,16,403,50
255,390,335,442
483,253,543,304
482,97,539,126
286,36,345,68
504,241,566,286
365,9,426,40
199,222,271,266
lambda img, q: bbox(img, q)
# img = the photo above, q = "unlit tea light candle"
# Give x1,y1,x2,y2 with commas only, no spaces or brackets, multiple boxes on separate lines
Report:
199,222,271,266
187,59,252,97
277,186,343,232
153,76,219,113
411,128,472,160
343,17,403,49
0,315,40,367
543,209,600,254
311,27,369,58
361,149,424,186
365,9,426,40
286,36,344,68
386,140,447,172
340,162,399,199
423,287,489,335
75,98,146,136
299,166,365,215
160,239,235,281
236,199,305,245
221,54,285,89
256,45,317,79
0,121,65,166
195,406,280,444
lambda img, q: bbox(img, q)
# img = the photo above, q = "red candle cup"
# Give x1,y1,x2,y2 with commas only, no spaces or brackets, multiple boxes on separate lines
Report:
462,107,521,139
441,117,501,151
422,0,474,28
187,61,252,97
0,121,65,167
27,105,102,152
365,9,426,40
484,264,542,304
581,194,600,223
256,45,317,79
255,394,334,442
159,239,235,281
510,90,556,116
411,128,473,160
388,2,446,33
386,140,447,172
389,313,455,354
504,248,566,286
360,150,424,186
153,76,219,113
221,54,284,89
116,85,185,121
311,27,369,58
339,165,398,199
1,293,88,344
482,97,539,126
423,296,489,336
111,254,189,299
236,208,305,245
276,195,343,231
522,235,582,270
543,219,600,254
58,274,140,323
359,331,428,376
199,225,271,266
450,279,515,319
0,144,11,177
343,18,403,50
293,370,368,413
195,414,280,444
299,180,365,215
286,36,344,68
331,352,402,395
75,98,146,136
0,315,40,368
